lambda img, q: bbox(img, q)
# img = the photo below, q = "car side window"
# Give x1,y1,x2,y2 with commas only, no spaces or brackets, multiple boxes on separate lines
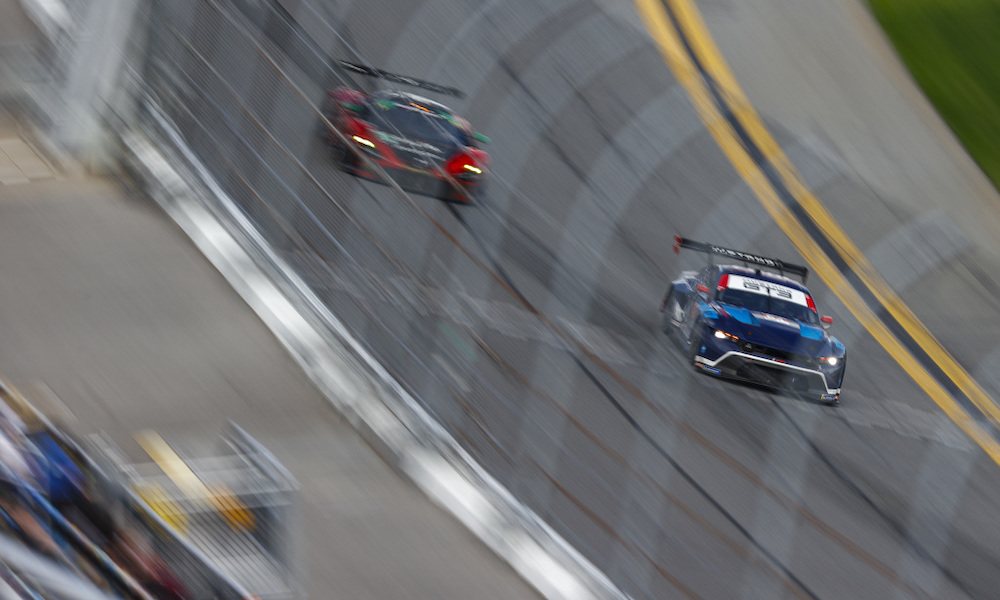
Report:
694,268,711,298
704,267,721,299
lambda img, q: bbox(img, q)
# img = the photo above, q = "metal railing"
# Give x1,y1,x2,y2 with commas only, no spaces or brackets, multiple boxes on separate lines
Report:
91,424,301,600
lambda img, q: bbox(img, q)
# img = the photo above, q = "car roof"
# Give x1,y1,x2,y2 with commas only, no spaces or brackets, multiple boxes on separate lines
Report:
717,265,810,293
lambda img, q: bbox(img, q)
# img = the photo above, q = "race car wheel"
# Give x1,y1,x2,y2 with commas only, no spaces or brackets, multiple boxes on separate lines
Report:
339,146,360,171
324,133,346,159
820,394,841,407
469,181,487,204
687,321,704,365
659,288,676,335
318,118,336,144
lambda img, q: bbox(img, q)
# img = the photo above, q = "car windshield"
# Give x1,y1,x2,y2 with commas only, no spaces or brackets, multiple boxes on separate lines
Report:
367,104,469,147
716,288,820,325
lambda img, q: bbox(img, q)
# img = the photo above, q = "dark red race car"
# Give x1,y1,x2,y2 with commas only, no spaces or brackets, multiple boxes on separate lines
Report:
322,62,490,203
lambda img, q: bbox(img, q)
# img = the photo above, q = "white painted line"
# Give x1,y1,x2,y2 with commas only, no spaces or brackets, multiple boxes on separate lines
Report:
17,0,71,41
22,381,76,423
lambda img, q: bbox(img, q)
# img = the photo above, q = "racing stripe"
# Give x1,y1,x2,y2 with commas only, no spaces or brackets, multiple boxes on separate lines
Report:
632,0,1000,464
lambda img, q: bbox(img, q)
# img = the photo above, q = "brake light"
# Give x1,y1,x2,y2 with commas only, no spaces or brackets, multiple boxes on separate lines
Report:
446,152,485,178
348,121,380,155
717,273,729,290
352,135,375,148
806,295,817,312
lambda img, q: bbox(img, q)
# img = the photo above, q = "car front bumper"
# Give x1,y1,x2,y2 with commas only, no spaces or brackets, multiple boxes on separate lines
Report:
694,351,842,401
344,158,481,202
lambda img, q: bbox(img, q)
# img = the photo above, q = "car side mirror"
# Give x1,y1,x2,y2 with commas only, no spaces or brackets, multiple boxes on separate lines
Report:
821,315,834,329
696,284,710,296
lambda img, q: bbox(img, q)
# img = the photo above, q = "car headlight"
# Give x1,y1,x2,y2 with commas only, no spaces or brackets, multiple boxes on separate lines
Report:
821,356,839,366
714,329,739,342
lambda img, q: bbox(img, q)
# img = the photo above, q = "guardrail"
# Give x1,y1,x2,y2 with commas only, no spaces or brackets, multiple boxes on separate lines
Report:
93,424,302,600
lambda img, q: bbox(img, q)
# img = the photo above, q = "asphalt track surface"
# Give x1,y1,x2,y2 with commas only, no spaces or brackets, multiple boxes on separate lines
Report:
257,0,1000,597
10,0,1000,599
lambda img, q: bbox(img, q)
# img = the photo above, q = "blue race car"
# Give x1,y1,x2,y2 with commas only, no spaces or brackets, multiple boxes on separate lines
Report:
659,237,846,404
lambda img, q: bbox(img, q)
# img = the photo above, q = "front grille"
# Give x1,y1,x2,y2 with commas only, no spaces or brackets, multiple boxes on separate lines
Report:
738,341,817,369
382,168,465,200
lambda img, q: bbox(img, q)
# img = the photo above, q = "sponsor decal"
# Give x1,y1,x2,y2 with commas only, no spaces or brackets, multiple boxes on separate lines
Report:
377,133,443,166
709,245,781,268
379,134,441,154
726,275,808,307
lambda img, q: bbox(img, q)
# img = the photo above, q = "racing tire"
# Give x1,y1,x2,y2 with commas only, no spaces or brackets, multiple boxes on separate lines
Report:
468,180,487,204
447,185,479,205
318,119,335,144
324,133,347,161
659,287,676,336
687,320,704,366
339,146,360,172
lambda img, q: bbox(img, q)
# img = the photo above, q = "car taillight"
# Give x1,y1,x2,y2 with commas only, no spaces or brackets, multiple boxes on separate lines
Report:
348,122,379,155
447,152,485,179
352,135,376,148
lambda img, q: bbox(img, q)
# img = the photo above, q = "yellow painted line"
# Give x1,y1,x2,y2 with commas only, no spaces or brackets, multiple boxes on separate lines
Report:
133,480,189,534
632,0,1000,463
135,430,208,497
135,430,255,532
209,483,256,532
662,0,1000,437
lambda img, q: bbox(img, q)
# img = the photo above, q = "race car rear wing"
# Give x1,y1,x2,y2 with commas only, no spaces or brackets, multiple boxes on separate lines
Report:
673,236,809,283
339,60,465,98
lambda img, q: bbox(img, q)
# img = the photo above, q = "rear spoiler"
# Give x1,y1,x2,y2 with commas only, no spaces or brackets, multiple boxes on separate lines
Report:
339,61,465,98
673,236,809,283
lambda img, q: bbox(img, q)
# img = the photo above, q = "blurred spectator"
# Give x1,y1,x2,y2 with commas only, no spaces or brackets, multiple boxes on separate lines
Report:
0,390,191,599
0,478,65,561
0,416,62,562
0,429,36,487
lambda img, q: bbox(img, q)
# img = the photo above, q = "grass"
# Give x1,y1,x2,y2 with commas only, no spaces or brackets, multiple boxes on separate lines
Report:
867,0,1000,188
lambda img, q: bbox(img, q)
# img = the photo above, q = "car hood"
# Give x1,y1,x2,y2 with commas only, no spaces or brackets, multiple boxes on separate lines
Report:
713,305,831,356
